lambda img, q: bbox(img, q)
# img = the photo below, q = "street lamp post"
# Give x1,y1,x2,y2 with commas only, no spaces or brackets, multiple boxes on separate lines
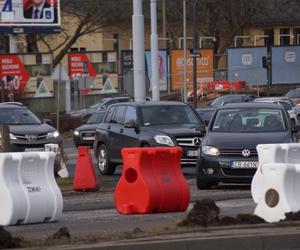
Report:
183,0,187,103
192,0,200,108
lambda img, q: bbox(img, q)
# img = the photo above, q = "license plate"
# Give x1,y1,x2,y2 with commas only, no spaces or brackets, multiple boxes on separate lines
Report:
25,148,45,152
187,150,198,157
231,161,258,169
82,136,95,141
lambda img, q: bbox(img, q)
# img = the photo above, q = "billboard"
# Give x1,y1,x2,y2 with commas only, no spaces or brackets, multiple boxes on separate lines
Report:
170,49,214,91
120,50,169,94
272,46,300,84
228,47,267,86
68,51,118,94
0,0,60,33
0,53,53,98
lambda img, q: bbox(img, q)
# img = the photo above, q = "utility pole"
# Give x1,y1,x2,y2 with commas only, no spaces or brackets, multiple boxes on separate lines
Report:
192,0,200,108
162,0,167,48
133,0,146,102
151,0,160,101
183,0,187,103
262,38,272,96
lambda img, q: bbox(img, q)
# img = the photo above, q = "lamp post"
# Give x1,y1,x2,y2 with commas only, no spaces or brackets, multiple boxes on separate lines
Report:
183,0,187,103
192,0,200,108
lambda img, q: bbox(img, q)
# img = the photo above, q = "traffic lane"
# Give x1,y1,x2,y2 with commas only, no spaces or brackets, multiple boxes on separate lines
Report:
63,178,251,212
7,198,255,240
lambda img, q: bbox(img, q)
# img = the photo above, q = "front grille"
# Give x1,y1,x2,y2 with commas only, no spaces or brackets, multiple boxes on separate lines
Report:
221,168,256,177
181,158,197,165
176,137,202,147
14,134,47,141
219,149,258,157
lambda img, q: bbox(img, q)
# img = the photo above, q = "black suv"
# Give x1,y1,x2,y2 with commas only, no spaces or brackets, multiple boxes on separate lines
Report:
0,102,61,152
93,101,205,175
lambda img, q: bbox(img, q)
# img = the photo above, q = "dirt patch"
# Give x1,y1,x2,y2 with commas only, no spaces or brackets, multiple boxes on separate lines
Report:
285,211,300,221
0,226,22,249
179,199,264,227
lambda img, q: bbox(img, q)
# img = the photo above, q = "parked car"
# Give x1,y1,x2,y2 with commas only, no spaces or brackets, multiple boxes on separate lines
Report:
69,96,131,118
196,102,299,190
93,101,206,175
0,102,61,152
285,88,300,104
197,94,256,125
73,111,106,147
254,97,298,126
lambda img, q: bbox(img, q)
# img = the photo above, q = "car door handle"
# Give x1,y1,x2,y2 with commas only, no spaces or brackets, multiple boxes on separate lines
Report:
120,128,124,133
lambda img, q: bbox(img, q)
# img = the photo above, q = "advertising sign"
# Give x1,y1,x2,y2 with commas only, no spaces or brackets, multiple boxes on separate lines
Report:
272,46,300,84
68,51,118,93
145,50,168,91
120,50,169,94
228,47,267,86
0,0,60,33
170,49,214,91
0,53,53,98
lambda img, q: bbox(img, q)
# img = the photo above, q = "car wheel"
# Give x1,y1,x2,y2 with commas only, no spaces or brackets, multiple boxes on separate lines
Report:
141,143,150,147
97,144,116,175
291,119,296,129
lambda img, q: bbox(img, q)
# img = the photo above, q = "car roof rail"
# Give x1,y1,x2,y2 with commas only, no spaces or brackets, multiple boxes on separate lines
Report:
0,102,24,106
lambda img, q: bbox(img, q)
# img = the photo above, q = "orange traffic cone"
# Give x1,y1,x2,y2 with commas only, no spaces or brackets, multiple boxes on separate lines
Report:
73,146,99,191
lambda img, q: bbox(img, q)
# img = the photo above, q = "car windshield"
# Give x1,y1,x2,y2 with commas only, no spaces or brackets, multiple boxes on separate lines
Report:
87,113,104,124
0,108,41,125
89,102,103,109
211,108,286,133
209,95,243,107
285,89,300,98
141,105,201,126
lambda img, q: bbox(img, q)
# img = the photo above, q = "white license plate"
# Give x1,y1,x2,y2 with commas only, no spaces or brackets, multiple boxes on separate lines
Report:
187,150,198,157
25,148,45,152
231,161,258,169
82,136,95,141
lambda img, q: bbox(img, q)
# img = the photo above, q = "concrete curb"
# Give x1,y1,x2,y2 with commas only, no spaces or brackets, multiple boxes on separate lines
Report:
24,223,300,250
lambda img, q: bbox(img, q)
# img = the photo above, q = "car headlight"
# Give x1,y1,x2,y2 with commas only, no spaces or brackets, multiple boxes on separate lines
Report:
9,133,17,140
74,130,80,136
202,146,220,156
154,135,175,146
47,131,60,138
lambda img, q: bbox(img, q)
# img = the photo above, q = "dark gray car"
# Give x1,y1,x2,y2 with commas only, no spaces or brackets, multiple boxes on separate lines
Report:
196,102,299,190
93,101,206,175
0,103,61,152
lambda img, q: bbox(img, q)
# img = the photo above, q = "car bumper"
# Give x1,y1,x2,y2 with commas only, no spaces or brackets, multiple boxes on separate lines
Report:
197,154,258,183
73,137,94,147
9,138,62,152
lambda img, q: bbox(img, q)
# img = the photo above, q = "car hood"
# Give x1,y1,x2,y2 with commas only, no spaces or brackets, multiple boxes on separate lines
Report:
9,123,56,135
75,124,98,132
204,131,291,149
142,124,204,137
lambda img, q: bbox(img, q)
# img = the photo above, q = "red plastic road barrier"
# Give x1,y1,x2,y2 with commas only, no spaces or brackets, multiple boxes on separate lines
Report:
73,146,99,191
115,147,190,214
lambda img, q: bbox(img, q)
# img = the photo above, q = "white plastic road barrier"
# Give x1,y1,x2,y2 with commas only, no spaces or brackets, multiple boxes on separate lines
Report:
0,152,63,226
251,143,300,223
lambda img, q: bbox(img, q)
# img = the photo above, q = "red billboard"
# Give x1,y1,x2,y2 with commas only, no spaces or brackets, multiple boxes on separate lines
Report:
0,0,60,33
0,53,53,98
68,51,118,93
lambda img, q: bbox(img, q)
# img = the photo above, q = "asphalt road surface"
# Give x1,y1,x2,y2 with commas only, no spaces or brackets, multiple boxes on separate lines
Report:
5,139,255,241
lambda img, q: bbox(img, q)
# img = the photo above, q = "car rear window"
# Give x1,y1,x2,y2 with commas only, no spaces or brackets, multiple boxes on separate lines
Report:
211,108,286,133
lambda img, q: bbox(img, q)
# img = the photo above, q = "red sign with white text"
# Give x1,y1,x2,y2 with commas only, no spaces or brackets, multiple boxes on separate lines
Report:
69,53,97,80
0,55,30,94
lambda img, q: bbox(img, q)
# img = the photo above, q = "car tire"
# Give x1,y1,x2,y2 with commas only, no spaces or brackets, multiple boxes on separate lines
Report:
96,144,116,175
291,119,296,129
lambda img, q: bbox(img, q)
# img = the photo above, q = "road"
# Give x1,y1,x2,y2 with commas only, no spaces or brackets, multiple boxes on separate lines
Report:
5,139,255,242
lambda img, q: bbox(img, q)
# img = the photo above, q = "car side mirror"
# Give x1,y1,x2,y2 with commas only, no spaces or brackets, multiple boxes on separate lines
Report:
43,118,53,125
195,124,206,136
